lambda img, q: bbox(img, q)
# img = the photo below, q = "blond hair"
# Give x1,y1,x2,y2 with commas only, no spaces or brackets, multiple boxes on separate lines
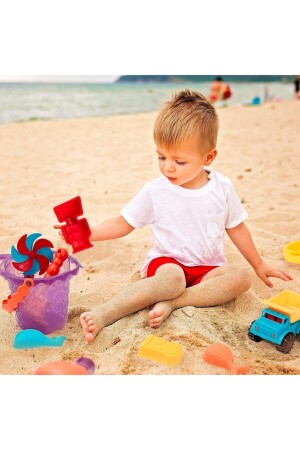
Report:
153,90,219,152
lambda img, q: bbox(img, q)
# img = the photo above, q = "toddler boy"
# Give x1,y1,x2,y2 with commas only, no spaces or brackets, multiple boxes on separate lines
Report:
57,90,291,342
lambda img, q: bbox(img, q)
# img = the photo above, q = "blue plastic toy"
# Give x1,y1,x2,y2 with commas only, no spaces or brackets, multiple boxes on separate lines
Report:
13,329,66,349
248,290,300,354
251,96,261,105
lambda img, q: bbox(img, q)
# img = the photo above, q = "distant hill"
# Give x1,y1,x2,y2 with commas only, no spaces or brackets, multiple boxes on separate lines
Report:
116,75,293,83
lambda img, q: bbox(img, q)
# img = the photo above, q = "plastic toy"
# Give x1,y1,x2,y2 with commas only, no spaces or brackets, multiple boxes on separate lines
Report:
34,357,95,375
2,278,34,313
248,290,300,353
138,335,183,367
0,252,81,334
2,233,54,313
44,248,68,277
53,196,93,253
203,342,250,375
11,233,53,276
251,96,261,105
243,97,262,107
283,240,300,264
13,329,66,349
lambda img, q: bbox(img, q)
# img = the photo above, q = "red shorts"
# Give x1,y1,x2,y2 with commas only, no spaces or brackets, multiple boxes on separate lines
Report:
146,257,218,287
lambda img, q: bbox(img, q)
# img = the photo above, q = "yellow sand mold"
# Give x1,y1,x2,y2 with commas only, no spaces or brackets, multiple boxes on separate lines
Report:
138,335,183,367
283,241,300,264
262,290,300,323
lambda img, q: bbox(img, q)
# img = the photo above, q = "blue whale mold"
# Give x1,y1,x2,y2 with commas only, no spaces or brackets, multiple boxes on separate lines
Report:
13,329,66,349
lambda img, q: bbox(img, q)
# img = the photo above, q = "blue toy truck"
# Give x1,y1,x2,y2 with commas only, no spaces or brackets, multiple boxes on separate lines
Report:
248,290,300,354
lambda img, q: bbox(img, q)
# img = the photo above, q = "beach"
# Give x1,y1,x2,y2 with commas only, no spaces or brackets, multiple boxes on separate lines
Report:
0,99,299,375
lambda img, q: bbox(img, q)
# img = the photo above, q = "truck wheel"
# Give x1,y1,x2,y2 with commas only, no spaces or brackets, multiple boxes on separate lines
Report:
275,333,295,354
248,322,262,342
248,332,262,342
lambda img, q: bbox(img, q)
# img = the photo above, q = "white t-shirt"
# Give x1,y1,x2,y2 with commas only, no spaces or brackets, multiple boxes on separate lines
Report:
121,171,248,277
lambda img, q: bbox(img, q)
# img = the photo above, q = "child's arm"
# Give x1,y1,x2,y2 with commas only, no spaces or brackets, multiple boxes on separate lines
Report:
54,216,135,242
90,216,135,241
226,222,292,288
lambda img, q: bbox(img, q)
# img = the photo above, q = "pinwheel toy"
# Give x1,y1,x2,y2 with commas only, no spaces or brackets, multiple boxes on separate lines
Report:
11,233,54,276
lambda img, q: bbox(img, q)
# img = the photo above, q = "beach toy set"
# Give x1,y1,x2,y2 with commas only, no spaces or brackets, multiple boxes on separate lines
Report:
138,335,250,374
0,196,97,374
1,197,92,336
1,233,80,335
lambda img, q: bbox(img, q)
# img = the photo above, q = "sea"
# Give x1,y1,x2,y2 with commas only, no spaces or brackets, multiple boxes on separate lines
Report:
0,81,295,124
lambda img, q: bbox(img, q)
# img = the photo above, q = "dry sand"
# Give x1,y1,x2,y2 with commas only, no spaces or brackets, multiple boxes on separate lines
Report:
0,100,299,375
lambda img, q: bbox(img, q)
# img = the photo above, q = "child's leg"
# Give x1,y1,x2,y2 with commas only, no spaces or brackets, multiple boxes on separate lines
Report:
80,263,186,342
149,266,252,328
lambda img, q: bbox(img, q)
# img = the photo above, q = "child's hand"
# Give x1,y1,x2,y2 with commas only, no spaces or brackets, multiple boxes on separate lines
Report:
53,224,64,241
255,262,293,288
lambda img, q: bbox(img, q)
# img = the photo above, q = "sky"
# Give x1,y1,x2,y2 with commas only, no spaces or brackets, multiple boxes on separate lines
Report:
0,75,119,83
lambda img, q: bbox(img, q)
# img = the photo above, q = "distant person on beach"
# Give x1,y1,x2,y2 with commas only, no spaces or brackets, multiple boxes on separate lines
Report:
264,86,272,102
208,76,232,103
55,90,292,343
294,76,300,99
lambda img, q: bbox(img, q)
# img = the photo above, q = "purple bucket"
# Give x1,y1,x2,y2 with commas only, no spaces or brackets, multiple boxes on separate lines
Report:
0,253,80,334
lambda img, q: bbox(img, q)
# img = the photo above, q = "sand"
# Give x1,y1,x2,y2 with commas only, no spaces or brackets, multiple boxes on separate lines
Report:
0,100,299,375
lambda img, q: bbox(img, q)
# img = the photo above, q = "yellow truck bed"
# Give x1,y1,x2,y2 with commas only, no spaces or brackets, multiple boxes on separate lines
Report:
262,290,300,323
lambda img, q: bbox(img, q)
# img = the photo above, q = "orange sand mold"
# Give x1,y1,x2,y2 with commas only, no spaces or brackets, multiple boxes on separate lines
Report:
203,342,250,375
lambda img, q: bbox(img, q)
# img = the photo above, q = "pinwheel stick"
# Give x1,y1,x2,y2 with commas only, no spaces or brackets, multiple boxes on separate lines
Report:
44,248,68,277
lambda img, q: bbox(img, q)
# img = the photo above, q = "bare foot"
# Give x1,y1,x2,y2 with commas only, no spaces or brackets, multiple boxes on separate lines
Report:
80,312,102,343
148,301,173,328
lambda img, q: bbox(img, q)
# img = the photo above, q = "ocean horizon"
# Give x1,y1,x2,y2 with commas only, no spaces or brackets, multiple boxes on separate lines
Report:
0,81,295,124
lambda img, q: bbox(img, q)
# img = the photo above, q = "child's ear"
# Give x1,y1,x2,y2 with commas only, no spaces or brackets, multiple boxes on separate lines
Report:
204,149,217,166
